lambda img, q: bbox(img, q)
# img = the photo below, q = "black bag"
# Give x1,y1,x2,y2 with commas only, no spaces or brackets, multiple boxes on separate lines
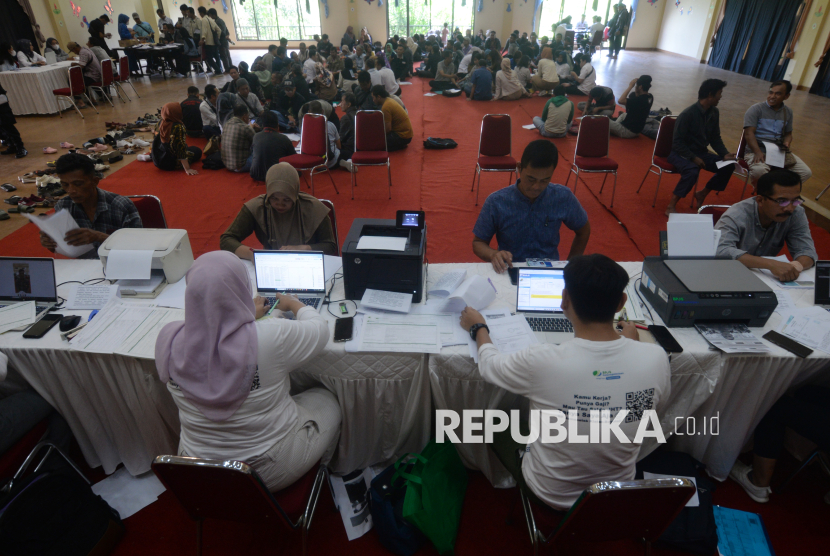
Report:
423,137,458,149
369,461,427,556
0,471,125,556
201,151,225,170
635,449,719,556
150,134,177,171
441,89,462,97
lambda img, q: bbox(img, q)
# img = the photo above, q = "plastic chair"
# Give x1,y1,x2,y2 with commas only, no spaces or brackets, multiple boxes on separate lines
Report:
152,455,329,556
520,478,696,556
471,114,516,206
351,110,391,200
318,199,340,255
636,116,679,207
280,114,339,196
114,57,139,100
697,204,731,225
52,66,98,119
734,130,753,199
0,418,48,481
88,59,116,107
127,195,168,228
589,30,604,55
564,115,619,205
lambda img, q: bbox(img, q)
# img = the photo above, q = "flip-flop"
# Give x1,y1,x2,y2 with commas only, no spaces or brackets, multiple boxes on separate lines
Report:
0,210,9,220
43,147,58,154
60,142,74,149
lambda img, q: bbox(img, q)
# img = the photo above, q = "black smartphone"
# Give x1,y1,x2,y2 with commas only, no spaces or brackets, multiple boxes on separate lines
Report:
334,317,354,342
647,325,684,353
23,313,63,339
508,267,518,285
762,330,813,358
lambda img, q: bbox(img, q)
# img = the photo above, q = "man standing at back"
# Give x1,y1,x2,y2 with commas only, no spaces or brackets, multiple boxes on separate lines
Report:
472,141,590,273
460,254,670,511
197,6,223,76
665,79,736,216
208,8,232,74
743,80,811,185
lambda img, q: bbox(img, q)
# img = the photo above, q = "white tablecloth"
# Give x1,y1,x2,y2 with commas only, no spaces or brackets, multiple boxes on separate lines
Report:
0,62,73,115
427,262,830,486
0,259,431,476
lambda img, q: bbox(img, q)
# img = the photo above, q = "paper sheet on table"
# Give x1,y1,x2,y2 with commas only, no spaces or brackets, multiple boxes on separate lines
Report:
23,210,94,258
356,236,407,251
441,275,497,312
469,310,526,361
667,213,716,257
762,141,786,168
429,269,467,297
324,255,343,283
716,160,737,169
408,298,468,346
64,284,120,310
488,315,539,353
642,472,699,506
329,469,375,540
91,467,166,519
151,278,186,309
522,124,537,129
772,290,794,313
694,323,770,354
754,256,814,289
777,306,830,354
713,506,774,556
360,289,412,313
114,307,185,359
105,250,154,280
0,302,36,334
359,314,441,353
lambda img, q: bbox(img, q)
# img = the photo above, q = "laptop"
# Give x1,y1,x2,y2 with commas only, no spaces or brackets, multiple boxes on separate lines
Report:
0,257,58,326
515,267,575,344
815,260,830,309
252,250,327,312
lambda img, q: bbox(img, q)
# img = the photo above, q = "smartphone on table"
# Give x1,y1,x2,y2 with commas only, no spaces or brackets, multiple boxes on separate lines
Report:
23,313,63,339
647,325,683,353
334,317,354,342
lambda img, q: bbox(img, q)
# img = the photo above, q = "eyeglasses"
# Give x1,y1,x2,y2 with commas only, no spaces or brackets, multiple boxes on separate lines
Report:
762,195,804,208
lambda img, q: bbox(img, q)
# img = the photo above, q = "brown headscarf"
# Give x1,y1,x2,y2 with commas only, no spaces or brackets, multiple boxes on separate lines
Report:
159,102,183,144
243,163,330,249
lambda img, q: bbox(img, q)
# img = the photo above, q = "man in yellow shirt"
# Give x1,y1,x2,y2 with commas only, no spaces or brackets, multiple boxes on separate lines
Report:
371,85,413,151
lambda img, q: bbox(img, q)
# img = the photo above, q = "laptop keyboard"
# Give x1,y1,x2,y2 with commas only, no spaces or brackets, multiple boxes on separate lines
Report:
0,305,49,314
264,297,321,310
526,317,574,333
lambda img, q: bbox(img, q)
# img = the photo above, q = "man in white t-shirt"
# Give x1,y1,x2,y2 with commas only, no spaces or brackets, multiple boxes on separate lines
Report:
460,254,671,511
563,52,596,96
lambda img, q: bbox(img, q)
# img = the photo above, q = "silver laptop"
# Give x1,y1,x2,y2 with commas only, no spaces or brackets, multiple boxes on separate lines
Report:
0,257,58,326
516,267,574,344
252,250,326,312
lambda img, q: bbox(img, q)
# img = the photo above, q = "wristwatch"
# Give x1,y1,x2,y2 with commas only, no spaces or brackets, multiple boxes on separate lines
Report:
469,323,489,341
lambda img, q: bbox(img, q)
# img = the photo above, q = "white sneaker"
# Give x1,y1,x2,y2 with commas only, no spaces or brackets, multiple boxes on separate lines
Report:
131,138,150,147
339,159,355,173
116,140,130,148
729,460,771,503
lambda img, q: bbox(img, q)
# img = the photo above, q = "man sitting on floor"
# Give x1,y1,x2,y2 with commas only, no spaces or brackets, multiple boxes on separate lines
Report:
220,66,241,94
200,84,221,140
236,78,263,120
353,71,378,110
221,104,257,173
665,78,736,216
466,56,493,101
39,154,142,258
460,254,670,511
716,169,816,282
250,111,296,182
181,86,204,137
743,80,811,186
472,140,590,273
371,85,413,152
533,85,574,138
577,85,616,116
429,50,457,92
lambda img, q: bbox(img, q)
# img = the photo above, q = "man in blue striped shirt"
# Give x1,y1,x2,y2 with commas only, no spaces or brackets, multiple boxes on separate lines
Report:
473,141,591,273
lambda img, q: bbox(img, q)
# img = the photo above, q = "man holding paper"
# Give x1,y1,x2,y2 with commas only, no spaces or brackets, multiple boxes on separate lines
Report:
743,80,812,186
715,170,816,282
472,141,590,274
39,154,142,258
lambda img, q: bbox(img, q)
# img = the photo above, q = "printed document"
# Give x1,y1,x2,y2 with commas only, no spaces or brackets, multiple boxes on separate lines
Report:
64,285,120,310
694,323,770,354
24,211,94,258
359,314,441,353
762,141,786,168
360,289,413,313
356,236,407,251
777,306,830,354
441,275,497,312
0,302,36,334
428,269,467,297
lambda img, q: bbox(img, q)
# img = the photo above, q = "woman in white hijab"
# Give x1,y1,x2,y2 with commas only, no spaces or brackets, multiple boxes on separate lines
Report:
493,57,530,101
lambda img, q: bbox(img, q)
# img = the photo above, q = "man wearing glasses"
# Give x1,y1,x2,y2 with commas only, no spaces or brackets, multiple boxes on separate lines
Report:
716,169,816,282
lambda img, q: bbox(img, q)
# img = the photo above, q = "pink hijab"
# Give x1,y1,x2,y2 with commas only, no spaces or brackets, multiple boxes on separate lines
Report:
155,251,258,422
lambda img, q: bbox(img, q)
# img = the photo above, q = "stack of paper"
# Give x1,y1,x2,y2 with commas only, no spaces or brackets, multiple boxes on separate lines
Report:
360,289,413,313
355,236,407,251
666,213,720,257
359,314,441,353
0,302,36,334
24,211,94,258
777,306,830,354
694,323,770,354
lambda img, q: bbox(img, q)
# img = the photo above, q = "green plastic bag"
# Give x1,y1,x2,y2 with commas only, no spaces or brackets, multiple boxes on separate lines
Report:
396,440,468,555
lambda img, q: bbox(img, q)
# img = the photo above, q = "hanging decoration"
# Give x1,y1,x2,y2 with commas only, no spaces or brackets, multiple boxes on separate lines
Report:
365,0,373,4
461,0,465,5
52,3,61,14
378,0,383,6
305,0,311,12
81,15,89,27
395,0,400,5
816,5,824,17
321,0,329,17
477,0,483,11
103,0,113,16
70,1,81,17
647,0,658,5
221,0,228,13
506,2,511,11
675,0,681,7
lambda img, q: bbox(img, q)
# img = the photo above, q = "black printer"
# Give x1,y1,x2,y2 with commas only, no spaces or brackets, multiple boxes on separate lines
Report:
342,214,426,302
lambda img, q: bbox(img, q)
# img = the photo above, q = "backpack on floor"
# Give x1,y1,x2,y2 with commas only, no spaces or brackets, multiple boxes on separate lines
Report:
201,151,225,170
441,89,462,97
635,449,719,556
423,137,458,150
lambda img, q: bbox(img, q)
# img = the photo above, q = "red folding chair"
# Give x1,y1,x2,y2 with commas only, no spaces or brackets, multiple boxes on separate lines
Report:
127,195,168,228
471,114,517,206
280,113,339,196
52,66,98,119
318,199,340,255
152,455,329,556
564,115,619,205
636,115,679,207
88,59,115,107
114,56,139,100
698,204,731,225
734,130,753,199
351,110,391,200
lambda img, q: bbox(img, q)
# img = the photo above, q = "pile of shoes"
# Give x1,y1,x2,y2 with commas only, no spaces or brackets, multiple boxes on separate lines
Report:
36,175,65,198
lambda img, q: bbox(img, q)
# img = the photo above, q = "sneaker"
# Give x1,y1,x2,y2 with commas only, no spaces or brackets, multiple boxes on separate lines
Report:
729,460,771,503
339,159,355,172
16,148,28,159
116,140,130,148
131,138,151,147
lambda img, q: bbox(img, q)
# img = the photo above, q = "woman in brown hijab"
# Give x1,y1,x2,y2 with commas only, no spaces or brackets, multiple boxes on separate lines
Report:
151,102,202,174
220,163,337,259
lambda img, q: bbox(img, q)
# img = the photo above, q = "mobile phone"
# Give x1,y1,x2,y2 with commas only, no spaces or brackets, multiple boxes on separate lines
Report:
334,317,354,342
23,313,63,339
647,325,683,353
508,267,518,285
762,330,813,358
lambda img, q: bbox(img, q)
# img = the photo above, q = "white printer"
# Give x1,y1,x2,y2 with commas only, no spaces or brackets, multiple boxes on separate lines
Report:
98,229,194,297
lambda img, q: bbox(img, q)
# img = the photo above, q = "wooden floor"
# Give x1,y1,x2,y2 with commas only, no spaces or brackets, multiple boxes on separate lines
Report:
2,49,829,241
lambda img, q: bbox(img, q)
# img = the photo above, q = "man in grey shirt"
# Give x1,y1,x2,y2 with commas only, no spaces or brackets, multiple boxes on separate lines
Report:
715,169,816,282
428,50,457,92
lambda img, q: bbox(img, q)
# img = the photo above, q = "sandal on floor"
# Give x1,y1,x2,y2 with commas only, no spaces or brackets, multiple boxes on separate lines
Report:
43,147,58,154
0,210,9,220
60,142,74,149
5,196,21,205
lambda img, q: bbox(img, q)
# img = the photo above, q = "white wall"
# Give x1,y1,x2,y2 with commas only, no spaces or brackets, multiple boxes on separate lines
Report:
656,0,715,59
626,0,666,49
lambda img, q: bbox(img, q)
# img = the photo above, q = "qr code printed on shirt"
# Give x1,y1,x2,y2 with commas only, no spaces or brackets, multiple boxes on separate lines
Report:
625,388,655,423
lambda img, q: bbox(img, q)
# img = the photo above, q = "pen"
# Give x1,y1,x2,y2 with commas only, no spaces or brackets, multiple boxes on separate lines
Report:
487,277,497,293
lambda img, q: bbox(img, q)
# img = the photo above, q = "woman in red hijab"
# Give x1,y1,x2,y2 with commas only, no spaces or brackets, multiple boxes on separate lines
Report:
151,102,202,174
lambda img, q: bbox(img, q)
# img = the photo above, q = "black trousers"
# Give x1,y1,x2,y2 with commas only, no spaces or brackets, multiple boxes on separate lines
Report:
386,132,411,152
753,386,830,460
204,45,222,74
0,104,22,150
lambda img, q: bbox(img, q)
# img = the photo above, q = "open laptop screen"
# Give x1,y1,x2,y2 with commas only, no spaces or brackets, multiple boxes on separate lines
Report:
0,257,57,302
253,251,326,293
517,268,566,313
